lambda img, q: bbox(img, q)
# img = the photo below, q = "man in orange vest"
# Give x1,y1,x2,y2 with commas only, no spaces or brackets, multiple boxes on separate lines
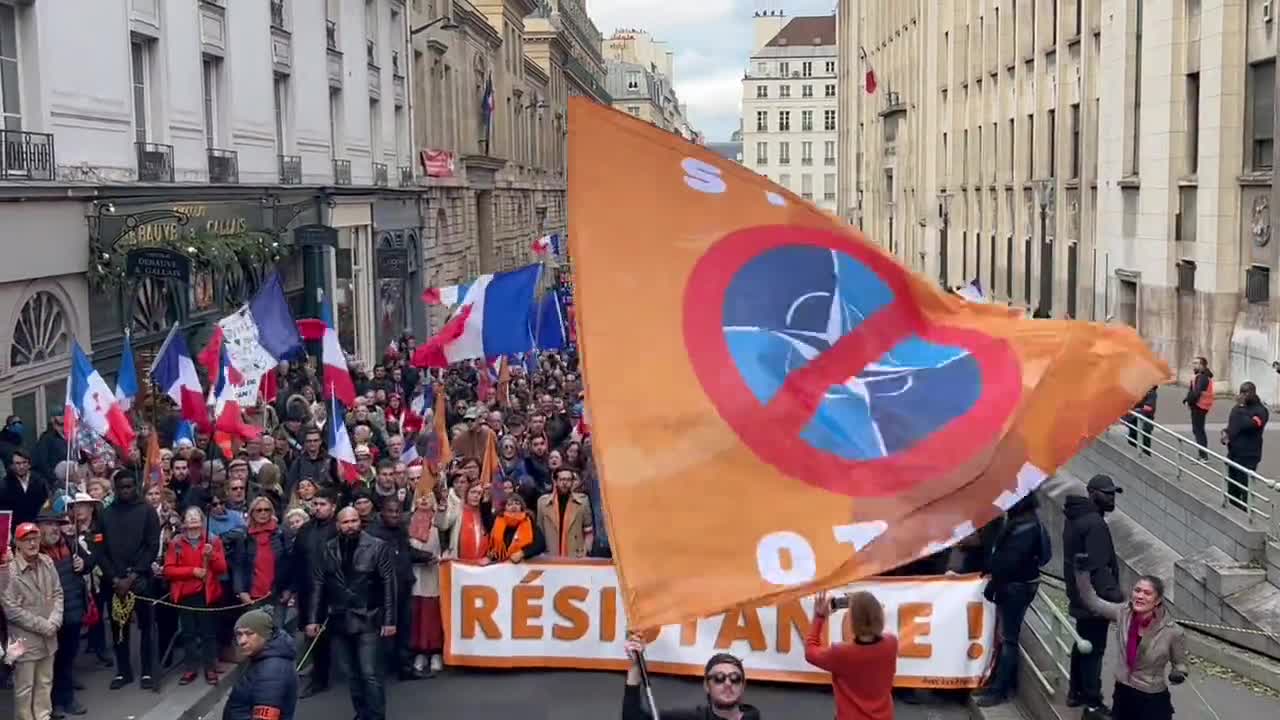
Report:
1183,356,1214,460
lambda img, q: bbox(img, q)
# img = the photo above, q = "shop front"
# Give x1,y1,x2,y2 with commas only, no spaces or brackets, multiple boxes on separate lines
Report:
373,194,428,352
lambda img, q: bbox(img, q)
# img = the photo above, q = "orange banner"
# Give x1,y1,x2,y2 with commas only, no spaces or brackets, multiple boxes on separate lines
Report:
566,97,1169,630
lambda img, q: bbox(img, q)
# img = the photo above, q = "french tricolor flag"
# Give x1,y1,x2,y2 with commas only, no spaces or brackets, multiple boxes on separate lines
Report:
208,334,259,441
328,393,360,486
68,341,136,451
531,234,554,257
149,324,207,426
412,264,542,368
320,295,357,407
422,282,471,307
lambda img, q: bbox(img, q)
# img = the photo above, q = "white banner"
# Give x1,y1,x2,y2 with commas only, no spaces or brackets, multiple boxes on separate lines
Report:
217,307,276,407
442,560,995,687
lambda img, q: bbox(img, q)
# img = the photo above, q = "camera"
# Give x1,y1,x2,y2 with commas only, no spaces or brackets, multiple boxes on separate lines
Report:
829,595,851,611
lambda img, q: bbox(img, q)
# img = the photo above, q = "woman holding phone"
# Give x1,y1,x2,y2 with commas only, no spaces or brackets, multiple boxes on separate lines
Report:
805,590,897,720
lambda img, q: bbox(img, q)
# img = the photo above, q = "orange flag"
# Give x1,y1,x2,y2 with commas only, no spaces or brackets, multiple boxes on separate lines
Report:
495,357,511,408
424,382,453,480
567,97,1170,630
144,429,164,488
478,430,500,492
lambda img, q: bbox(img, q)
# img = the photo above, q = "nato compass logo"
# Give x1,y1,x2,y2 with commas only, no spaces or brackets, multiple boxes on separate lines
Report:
683,225,1021,498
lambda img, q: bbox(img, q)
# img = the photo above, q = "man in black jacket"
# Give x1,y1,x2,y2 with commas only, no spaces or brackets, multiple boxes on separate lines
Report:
366,498,421,680
224,608,296,720
294,488,338,698
1062,474,1124,716
286,428,336,498
98,471,161,690
31,415,67,483
1126,385,1158,456
1184,357,1214,460
621,635,762,720
1222,381,1269,512
305,507,397,720
0,449,47,526
38,509,91,716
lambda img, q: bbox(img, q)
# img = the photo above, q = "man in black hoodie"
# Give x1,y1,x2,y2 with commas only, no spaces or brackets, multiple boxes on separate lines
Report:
0,449,48,526
1062,474,1124,716
1184,356,1214,460
31,415,67,482
1222,381,1269,511
366,498,422,680
294,488,338,698
98,471,161,690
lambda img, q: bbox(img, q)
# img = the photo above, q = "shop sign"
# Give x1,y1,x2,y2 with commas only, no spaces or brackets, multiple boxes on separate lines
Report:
293,224,339,248
377,247,409,278
125,247,192,284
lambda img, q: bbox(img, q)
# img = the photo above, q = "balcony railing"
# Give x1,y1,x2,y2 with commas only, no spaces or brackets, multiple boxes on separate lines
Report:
391,50,402,76
825,157,836,166
136,142,174,182
325,19,337,51
270,0,285,29
333,158,351,185
398,165,412,187
0,129,55,181
366,39,377,67
801,158,813,166
279,154,302,184
207,148,239,183
373,162,388,187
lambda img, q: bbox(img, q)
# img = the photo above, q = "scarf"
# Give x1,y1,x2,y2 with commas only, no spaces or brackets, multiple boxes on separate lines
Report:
1126,609,1156,670
459,506,489,561
490,510,532,561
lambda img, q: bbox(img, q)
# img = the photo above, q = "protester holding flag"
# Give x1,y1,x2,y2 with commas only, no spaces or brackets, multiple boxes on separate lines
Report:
622,634,762,720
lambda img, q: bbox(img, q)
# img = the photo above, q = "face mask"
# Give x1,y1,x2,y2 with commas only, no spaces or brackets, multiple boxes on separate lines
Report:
9,421,23,434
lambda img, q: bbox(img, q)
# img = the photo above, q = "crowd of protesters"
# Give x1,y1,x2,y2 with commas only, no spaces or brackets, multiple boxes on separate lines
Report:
0,336,601,720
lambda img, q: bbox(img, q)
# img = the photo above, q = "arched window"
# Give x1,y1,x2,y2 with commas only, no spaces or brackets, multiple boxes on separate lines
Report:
11,291,70,367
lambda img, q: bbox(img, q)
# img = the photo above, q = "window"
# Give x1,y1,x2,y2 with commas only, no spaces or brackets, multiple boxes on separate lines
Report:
365,0,378,59
0,5,20,129
824,140,836,165
779,110,791,132
627,71,641,92
369,99,381,159
825,60,836,74
823,109,836,131
802,84,813,98
1047,108,1056,177
1128,0,1142,175
1070,103,1080,179
779,61,789,76
801,174,813,199
202,57,221,148
757,62,767,76
1026,113,1034,177
801,141,813,165
1249,60,1274,170
801,110,813,131
802,61,813,77
329,88,343,157
779,141,790,165
273,74,290,155
824,84,836,98
756,141,767,164
756,110,767,132
1186,72,1199,175
130,39,151,142
823,174,836,201
626,105,640,116
11,292,69,368
779,85,791,98
779,173,791,188
756,85,767,98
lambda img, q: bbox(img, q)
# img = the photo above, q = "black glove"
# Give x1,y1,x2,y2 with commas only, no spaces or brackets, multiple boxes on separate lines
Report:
1073,553,1090,572
1169,671,1186,685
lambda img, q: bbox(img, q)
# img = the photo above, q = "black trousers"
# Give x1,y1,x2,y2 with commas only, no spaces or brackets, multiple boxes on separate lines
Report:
1126,414,1154,455
1227,456,1260,512
333,631,385,720
178,595,217,673
1069,617,1110,708
52,621,81,707
384,588,412,673
1190,408,1209,459
111,593,155,680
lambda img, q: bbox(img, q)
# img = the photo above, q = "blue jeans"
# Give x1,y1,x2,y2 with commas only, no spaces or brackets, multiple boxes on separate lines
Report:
333,631,384,720
987,581,1039,697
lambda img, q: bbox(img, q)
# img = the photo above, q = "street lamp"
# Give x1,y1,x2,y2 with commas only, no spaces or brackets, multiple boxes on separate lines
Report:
1034,179,1055,317
410,16,460,36
937,192,953,288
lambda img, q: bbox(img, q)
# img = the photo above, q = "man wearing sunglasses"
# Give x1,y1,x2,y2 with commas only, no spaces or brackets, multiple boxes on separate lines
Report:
621,635,762,719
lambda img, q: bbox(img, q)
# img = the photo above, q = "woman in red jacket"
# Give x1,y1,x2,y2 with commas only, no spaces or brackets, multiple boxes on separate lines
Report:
163,506,228,686
805,590,898,720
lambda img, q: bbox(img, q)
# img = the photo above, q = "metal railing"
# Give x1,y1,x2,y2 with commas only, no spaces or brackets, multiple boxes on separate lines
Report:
278,154,302,184
136,142,174,182
1020,574,1093,699
398,165,412,187
325,19,338,51
372,162,388,187
1110,410,1279,538
366,39,377,67
207,148,239,183
0,129,55,180
332,159,351,185
270,0,286,29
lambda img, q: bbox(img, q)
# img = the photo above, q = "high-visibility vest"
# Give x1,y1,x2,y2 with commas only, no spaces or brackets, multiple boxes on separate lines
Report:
1197,379,1215,411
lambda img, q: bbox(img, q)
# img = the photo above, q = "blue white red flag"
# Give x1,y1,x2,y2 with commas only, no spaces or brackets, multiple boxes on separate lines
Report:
115,332,139,412
150,324,207,426
412,264,541,368
69,341,135,451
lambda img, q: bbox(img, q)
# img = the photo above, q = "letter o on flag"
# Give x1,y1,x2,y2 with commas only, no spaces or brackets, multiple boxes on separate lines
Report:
756,531,817,586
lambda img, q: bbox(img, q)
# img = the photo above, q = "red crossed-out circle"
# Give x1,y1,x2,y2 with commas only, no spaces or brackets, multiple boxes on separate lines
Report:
682,225,1023,498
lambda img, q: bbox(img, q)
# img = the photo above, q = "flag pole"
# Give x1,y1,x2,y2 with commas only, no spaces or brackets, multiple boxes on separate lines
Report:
635,649,662,720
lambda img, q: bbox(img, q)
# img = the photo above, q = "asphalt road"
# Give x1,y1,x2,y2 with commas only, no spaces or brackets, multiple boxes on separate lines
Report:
290,670,975,719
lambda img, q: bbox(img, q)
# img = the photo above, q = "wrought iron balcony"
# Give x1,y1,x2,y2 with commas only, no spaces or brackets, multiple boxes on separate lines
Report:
366,39,377,67
136,142,174,182
325,19,338,51
333,158,351,185
207,148,239,183
391,50,402,76
825,157,836,166
279,154,302,184
373,162,388,187
399,165,412,187
270,0,286,29
0,130,55,181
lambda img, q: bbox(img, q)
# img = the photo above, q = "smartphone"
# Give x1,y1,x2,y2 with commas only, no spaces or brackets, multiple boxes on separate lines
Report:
830,595,851,611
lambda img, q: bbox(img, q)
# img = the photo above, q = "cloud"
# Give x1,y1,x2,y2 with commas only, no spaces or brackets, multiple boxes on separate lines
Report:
676,68,745,137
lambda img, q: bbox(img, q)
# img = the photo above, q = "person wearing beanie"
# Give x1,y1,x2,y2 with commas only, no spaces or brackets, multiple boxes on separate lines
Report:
621,633,762,719
222,608,297,720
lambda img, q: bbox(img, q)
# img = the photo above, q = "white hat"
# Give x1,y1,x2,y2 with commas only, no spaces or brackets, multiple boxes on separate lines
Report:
175,437,195,449
69,492,101,505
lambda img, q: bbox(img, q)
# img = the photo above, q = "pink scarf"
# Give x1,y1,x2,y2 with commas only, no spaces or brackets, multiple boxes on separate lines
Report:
1126,610,1156,670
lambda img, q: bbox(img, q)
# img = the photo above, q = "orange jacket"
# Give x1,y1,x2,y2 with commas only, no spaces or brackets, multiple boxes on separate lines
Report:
163,533,228,606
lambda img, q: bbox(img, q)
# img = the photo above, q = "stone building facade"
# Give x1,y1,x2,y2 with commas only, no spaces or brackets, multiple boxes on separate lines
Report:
838,0,1280,399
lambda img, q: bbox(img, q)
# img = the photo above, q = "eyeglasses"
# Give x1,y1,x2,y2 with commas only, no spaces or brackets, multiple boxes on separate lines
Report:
706,672,743,686
252,508,272,513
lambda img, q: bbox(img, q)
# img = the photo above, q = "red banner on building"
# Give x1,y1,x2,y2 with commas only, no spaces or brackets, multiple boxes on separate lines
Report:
421,149,456,178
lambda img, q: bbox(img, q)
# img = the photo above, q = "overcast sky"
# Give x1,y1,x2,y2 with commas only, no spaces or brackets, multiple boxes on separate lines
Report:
588,0,837,141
